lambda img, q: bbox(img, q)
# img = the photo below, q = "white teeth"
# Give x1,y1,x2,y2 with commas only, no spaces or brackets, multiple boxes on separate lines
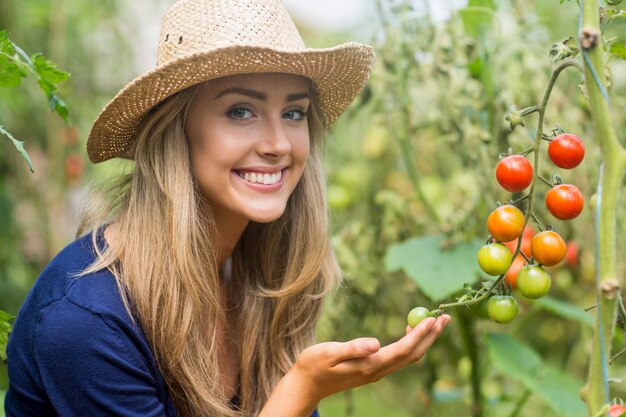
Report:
238,170,282,185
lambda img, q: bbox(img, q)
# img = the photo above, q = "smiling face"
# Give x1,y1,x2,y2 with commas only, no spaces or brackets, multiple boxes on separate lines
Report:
185,73,311,233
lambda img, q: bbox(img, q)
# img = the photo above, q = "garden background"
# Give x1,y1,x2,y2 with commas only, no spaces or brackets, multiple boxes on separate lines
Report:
1,1,625,416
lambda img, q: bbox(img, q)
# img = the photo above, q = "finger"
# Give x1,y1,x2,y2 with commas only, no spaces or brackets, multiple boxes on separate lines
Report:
325,338,381,366
378,315,450,368
335,317,438,372
330,316,450,378
381,315,451,374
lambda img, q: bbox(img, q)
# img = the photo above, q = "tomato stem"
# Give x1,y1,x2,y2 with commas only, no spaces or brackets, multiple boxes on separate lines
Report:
520,252,532,264
536,175,552,189
608,346,626,365
529,213,545,232
510,194,529,206
519,146,534,156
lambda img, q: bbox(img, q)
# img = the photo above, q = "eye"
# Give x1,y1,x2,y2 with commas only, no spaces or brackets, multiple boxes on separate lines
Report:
282,108,307,121
226,106,255,120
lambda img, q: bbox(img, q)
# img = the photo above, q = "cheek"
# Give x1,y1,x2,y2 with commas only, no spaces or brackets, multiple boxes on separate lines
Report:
293,131,311,164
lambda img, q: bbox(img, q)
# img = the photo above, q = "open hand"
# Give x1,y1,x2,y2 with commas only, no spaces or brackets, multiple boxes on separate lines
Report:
289,314,451,403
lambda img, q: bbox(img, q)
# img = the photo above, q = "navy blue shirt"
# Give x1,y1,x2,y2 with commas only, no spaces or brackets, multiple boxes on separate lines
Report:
5,233,319,417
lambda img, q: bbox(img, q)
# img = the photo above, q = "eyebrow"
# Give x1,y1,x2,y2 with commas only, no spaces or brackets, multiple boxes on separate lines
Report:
214,87,310,102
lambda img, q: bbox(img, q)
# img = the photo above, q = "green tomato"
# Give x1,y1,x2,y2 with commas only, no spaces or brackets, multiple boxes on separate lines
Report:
487,295,519,324
517,265,551,299
477,243,513,276
407,307,431,328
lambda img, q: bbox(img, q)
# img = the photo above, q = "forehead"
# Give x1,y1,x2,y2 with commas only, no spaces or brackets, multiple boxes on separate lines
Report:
201,73,310,94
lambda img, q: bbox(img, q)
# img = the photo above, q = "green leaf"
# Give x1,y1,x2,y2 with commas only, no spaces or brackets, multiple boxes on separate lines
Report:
0,31,26,87
0,59,26,87
486,333,587,417
0,309,14,362
32,53,70,84
0,125,35,173
0,30,15,55
385,235,484,302
534,296,594,327
609,41,626,59
460,0,496,38
50,95,70,123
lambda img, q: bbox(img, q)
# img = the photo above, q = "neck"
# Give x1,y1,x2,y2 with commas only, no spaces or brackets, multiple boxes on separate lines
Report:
214,215,249,267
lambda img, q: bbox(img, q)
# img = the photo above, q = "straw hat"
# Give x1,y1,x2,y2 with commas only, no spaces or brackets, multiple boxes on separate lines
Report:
87,0,376,163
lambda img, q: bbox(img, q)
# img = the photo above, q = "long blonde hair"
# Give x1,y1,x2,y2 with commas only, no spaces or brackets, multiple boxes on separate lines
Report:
78,78,341,417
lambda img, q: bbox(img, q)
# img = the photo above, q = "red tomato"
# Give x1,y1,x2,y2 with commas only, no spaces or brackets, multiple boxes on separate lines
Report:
546,184,584,220
503,225,535,257
496,155,533,192
504,254,526,287
564,241,579,268
487,205,525,242
610,404,626,417
548,133,585,169
531,230,567,266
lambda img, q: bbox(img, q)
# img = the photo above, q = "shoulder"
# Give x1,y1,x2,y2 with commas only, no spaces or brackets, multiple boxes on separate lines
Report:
6,233,171,413
18,231,127,321
8,232,138,372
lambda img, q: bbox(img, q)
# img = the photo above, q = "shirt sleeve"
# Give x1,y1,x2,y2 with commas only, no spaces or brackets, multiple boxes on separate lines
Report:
33,298,169,416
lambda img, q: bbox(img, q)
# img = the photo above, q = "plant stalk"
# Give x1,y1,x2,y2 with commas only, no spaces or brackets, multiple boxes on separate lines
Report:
579,1,626,415
457,308,484,417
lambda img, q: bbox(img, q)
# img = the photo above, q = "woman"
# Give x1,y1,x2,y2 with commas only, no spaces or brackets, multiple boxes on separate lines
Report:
5,0,450,416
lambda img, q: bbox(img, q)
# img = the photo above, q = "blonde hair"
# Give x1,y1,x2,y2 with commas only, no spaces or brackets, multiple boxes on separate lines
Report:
78,78,341,417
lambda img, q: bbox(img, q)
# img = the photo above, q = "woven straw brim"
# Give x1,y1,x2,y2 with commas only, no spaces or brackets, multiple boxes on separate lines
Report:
87,43,375,163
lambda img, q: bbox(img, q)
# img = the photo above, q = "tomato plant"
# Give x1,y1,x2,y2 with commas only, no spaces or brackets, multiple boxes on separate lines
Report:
530,230,567,266
495,155,533,192
487,295,519,324
407,307,431,328
548,133,585,169
487,205,525,242
477,243,513,276
516,265,551,299
546,184,584,220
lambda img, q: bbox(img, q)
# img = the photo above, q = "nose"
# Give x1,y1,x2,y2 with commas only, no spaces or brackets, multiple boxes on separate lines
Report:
256,119,292,158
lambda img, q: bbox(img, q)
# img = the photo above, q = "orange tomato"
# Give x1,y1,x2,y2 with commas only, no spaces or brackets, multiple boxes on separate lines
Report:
530,230,567,266
487,205,525,242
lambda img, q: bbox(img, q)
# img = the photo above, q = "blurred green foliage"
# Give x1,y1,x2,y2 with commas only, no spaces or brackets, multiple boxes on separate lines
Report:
318,0,626,416
1,1,626,416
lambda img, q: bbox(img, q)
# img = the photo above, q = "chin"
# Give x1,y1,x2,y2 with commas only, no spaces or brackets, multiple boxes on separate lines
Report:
246,206,288,224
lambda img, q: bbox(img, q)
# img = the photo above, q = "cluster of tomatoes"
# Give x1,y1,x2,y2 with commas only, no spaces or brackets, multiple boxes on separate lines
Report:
406,133,585,328
477,133,585,324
